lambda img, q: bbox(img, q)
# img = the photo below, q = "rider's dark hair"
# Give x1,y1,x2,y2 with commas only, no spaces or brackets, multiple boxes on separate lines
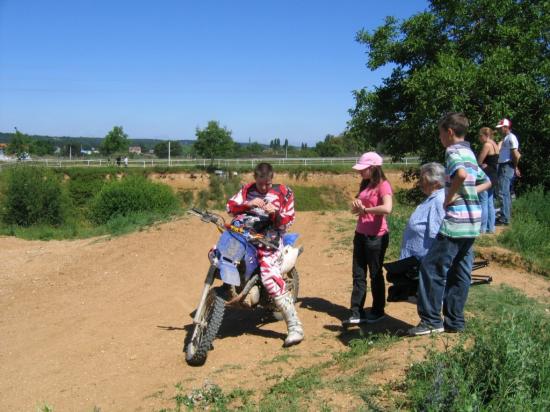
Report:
356,166,387,197
254,162,274,179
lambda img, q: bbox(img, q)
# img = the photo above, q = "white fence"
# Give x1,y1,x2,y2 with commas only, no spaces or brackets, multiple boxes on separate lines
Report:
0,156,420,170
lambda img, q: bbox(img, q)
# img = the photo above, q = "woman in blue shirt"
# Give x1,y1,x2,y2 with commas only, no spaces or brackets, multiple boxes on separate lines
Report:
386,163,446,302
399,162,446,260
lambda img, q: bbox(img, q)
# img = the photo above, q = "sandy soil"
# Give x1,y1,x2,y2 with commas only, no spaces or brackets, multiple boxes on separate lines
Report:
1,212,548,411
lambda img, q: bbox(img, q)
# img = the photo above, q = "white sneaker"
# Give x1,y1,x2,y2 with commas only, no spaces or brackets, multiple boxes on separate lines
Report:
342,316,366,325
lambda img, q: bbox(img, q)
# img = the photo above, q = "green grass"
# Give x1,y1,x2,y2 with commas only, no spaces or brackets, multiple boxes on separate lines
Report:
160,383,254,412
497,187,550,276
159,283,549,412
261,353,299,365
386,201,414,260
333,333,399,367
403,285,550,411
293,185,350,211
160,332,398,412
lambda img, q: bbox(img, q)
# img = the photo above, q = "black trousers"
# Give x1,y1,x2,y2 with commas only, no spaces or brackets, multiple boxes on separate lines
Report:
351,231,389,317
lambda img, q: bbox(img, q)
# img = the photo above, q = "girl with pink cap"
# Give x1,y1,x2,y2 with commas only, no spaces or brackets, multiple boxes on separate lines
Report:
344,152,393,325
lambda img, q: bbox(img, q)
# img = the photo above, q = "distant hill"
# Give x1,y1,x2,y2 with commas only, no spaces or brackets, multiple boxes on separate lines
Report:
0,132,197,150
0,132,269,149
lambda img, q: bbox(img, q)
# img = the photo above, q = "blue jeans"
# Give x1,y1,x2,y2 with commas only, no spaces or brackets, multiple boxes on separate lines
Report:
497,163,514,224
479,188,495,233
417,234,475,330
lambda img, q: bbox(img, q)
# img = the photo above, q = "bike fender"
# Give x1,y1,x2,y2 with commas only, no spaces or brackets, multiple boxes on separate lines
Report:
218,260,241,286
283,233,300,246
281,245,300,274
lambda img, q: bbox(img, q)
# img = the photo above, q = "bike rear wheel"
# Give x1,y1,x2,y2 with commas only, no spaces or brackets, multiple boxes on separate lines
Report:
286,267,300,302
184,287,225,366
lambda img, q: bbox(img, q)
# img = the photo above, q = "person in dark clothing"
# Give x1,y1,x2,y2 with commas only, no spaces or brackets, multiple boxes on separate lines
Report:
477,127,499,233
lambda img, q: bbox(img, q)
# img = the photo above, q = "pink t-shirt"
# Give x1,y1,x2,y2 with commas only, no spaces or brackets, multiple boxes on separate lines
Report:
355,180,393,236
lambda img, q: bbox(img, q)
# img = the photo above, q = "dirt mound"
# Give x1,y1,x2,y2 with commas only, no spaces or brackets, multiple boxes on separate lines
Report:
0,212,548,410
149,170,413,201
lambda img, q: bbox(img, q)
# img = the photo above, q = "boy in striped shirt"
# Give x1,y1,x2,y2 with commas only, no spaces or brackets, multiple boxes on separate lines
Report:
409,113,491,336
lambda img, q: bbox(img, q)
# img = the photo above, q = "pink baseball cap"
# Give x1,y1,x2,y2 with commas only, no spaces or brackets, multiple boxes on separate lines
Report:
496,118,512,128
352,152,383,170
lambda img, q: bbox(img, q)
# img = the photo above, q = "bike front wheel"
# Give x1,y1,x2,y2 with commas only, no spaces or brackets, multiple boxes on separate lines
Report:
184,287,225,366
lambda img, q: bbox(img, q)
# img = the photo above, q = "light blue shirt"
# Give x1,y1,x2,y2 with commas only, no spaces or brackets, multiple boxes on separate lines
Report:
399,188,445,260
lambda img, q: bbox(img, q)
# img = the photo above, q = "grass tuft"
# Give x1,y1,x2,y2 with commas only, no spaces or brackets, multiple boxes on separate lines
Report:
498,187,550,275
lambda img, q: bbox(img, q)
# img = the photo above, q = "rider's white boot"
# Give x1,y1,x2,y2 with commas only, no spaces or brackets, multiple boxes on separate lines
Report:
274,292,304,347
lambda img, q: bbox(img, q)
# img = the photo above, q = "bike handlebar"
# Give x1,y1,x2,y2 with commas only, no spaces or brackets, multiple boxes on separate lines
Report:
188,208,279,249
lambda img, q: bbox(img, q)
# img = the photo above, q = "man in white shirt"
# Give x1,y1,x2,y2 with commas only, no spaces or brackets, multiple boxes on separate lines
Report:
496,118,521,225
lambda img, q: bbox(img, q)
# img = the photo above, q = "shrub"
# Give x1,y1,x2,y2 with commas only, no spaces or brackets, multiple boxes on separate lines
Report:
222,173,242,200
66,172,107,208
394,186,424,206
208,175,224,202
210,173,242,209
0,166,69,226
183,173,242,210
89,176,180,224
197,190,209,209
177,189,195,207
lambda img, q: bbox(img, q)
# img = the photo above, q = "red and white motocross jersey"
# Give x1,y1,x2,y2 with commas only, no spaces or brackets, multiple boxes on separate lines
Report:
226,183,295,232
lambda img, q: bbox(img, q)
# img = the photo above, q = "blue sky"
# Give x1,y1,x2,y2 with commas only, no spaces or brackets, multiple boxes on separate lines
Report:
0,1,429,145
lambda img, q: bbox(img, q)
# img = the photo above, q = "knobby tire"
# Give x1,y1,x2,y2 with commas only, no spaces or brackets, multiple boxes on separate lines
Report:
184,287,225,366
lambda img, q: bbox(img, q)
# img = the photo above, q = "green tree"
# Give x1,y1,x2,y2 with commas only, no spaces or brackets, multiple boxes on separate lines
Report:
270,138,281,150
193,121,234,163
349,0,550,189
153,140,183,158
7,129,31,155
30,139,55,156
243,142,264,157
100,126,129,156
315,134,346,157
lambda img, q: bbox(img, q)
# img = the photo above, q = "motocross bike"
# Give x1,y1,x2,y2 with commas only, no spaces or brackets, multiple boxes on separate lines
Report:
184,208,303,366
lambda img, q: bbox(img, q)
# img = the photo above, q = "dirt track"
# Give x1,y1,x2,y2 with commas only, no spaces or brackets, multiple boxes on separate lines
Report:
1,212,549,411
